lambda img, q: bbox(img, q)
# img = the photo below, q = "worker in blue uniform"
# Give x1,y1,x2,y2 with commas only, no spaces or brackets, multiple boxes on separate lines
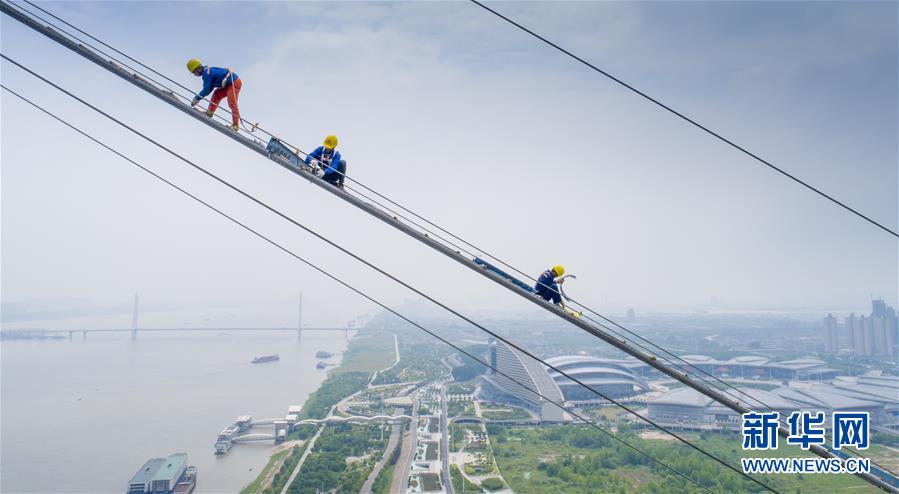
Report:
534,265,566,305
304,135,346,190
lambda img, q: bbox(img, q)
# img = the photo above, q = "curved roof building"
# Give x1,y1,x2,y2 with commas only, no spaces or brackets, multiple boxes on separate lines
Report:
645,379,897,433
587,354,841,381
544,355,650,401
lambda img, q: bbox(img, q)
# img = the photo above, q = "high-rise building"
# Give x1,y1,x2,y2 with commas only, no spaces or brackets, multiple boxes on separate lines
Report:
846,314,865,356
862,315,875,356
888,315,898,357
872,316,888,355
868,299,897,357
836,300,897,357
855,314,871,357
823,313,838,353
872,299,891,318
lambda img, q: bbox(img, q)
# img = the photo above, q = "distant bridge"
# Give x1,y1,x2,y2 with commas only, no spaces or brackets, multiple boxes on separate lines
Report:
42,326,359,340
10,292,364,340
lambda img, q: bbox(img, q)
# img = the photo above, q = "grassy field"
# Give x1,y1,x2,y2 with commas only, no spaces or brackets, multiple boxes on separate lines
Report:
489,426,883,494
332,332,396,374
286,424,386,494
696,432,884,493
239,448,293,494
265,446,304,494
371,441,401,494
589,406,627,422
481,407,531,421
451,464,484,492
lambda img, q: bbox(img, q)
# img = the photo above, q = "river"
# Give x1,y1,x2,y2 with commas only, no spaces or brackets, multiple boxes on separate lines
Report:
1,330,349,493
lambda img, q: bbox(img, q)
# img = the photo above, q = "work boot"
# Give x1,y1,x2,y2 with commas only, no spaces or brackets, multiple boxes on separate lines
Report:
204,109,214,118
231,123,239,132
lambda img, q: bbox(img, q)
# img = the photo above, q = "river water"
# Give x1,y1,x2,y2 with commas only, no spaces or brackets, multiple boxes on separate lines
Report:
1,330,349,493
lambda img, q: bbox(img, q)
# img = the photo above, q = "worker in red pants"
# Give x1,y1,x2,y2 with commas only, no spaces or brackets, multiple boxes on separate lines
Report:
187,58,242,131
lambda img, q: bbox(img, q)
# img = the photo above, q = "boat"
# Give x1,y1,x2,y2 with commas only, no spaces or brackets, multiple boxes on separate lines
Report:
214,441,232,455
173,466,197,494
316,361,327,369
314,350,333,359
251,354,279,364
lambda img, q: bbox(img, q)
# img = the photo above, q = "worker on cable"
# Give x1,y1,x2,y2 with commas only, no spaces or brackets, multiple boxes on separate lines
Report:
534,265,566,305
534,265,580,317
186,59,242,131
304,135,347,190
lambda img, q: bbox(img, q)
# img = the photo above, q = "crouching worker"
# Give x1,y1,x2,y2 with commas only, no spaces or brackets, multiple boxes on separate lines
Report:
187,59,242,131
304,135,346,190
534,265,580,317
534,265,565,305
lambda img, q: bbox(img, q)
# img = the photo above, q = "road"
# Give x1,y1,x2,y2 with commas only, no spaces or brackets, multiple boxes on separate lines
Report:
441,385,454,494
392,398,418,493
279,418,328,494
359,407,403,494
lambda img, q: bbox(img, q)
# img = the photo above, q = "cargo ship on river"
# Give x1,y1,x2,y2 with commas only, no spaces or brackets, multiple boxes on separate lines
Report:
251,354,279,364
173,466,197,494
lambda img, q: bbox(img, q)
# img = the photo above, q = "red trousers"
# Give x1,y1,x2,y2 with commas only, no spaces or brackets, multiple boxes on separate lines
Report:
209,78,242,126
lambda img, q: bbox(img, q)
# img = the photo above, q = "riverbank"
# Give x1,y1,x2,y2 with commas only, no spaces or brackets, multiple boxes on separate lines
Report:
240,331,397,493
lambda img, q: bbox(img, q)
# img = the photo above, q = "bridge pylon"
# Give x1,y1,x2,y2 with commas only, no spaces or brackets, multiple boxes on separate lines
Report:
297,292,303,342
131,292,139,340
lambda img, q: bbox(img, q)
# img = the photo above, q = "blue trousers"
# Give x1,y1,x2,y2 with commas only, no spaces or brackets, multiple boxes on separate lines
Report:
322,160,347,187
538,286,561,304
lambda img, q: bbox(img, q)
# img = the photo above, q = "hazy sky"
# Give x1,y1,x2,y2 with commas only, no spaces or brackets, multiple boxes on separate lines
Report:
1,1,896,327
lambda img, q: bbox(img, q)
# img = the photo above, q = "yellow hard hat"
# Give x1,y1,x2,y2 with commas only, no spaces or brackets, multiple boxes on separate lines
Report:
186,59,202,73
323,135,338,149
552,265,565,276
